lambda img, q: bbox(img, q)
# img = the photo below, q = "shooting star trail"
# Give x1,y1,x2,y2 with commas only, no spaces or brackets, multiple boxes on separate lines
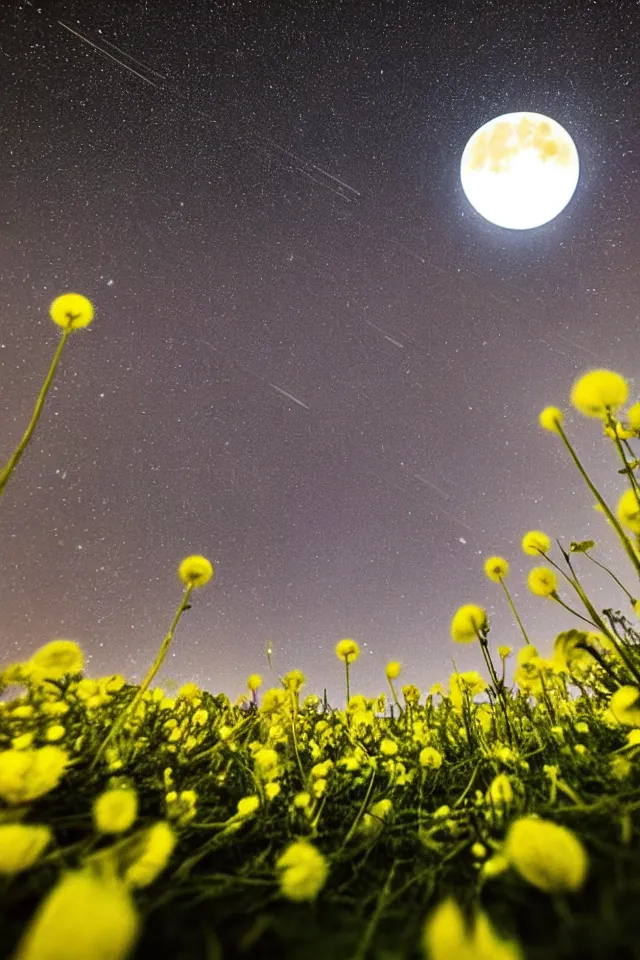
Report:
413,474,451,500
268,384,310,409
249,133,361,197
100,35,168,81
57,21,160,88
364,318,405,348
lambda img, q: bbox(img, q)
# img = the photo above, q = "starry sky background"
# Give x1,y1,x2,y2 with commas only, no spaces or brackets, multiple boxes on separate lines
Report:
1,0,639,706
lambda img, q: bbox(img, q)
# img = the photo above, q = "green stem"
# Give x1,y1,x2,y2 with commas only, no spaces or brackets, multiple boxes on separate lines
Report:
555,421,640,581
89,583,194,773
500,579,531,644
0,329,71,497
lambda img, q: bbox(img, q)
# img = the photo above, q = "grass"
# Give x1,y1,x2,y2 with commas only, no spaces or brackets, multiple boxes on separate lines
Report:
1,295,640,959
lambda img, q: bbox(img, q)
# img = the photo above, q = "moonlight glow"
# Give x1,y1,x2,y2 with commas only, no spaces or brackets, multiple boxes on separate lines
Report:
460,112,580,230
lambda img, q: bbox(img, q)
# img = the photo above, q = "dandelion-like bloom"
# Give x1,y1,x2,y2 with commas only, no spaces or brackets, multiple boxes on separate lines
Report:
283,669,305,694
486,773,514,809
178,555,214,588
122,821,177,889
451,604,487,643
570,369,628,419
0,745,68,806
539,406,564,433
419,747,443,769
93,787,138,835
49,293,94,331
28,640,84,681
335,638,360,663
254,747,281,781
617,489,640,534
247,674,262,692
275,839,329,902
527,566,558,597
484,556,509,582
521,530,552,556
504,815,588,894
0,823,52,875
14,868,139,960
380,737,399,756
386,661,401,680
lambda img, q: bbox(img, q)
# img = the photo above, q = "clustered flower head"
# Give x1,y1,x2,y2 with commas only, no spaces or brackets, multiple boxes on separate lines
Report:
484,556,509,582
275,839,329,902
335,638,360,663
451,604,487,643
178,555,214,588
503,815,588,894
570,369,629,419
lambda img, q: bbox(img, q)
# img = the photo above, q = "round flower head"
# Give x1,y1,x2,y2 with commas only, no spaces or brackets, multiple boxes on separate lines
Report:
521,530,551,556
527,566,558,597
93,787,138,834
178,555,214,588
627,403,640,431
247,674,262,692
421,897,523,960
385,660,401,680
283,669,305,693
484,556,509,582
28,640,84,681
617,489,640,533
0,745,69,806
335,638,360,663
0,823,52,875
570,369,628,419
451,604,487,643
50,293,94,330
539,406,564,433
275,839,329,902
14,868,139,960
504,815,588,894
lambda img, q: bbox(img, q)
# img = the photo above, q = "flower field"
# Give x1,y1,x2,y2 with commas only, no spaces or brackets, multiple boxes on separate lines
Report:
1,296,640,959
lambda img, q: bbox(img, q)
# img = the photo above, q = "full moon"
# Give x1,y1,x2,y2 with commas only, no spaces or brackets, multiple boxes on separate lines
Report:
460,112,580,230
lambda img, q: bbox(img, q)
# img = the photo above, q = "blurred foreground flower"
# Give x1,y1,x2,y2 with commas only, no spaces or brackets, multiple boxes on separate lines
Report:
570,369,628,419
0,745,69,806
275,839,329,902
422,896,523,960
12,868,139,960
0,823,52,876
503,815,588,894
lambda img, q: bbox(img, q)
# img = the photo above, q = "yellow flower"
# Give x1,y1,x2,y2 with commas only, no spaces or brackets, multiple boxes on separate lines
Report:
93,788,138,834
539,406,564,433
265,782,281,801
0,823,52,875
293,792,311,809
451,604,487,643
275,839,329,902
521,530,551,556
617,489,640,533
254,747,281,781
335,638,360,663
609,686,640,726
421,897,523,960
45,725,66,743
177,555,214,588
380,738,399,756
385,661,401,680
177,682,201,700
611,755,632,779
14,868,139,960
12,733,35,751
419,747,443,769
486,774,513,809
0,745,68,806
236,795,260,818
49,293,94,330
359,798,393,837
504,815,588,894
122,823,176,890
283,670,305,694
247,674,262,692
402,683,421,705
497,646,513,659
28,640,84,681
628,403,640,431
484,556,509,582
570,369,628,419
527,566,558,597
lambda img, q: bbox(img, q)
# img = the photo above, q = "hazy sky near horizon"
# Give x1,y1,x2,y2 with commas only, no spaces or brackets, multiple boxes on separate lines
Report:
1,0,640,705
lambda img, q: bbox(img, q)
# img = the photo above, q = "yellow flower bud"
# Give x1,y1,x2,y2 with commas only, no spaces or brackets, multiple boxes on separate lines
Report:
0,823,52,875
178,555,214,588
335,638,360,663
484,556,509,582
451,604,487,643
504,815,588,894
93,787,138,834
539,406,564,433
275,840,329,902
527,566,558,597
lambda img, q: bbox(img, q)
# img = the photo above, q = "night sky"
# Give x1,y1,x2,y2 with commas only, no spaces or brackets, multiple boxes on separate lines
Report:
2,0,640,706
